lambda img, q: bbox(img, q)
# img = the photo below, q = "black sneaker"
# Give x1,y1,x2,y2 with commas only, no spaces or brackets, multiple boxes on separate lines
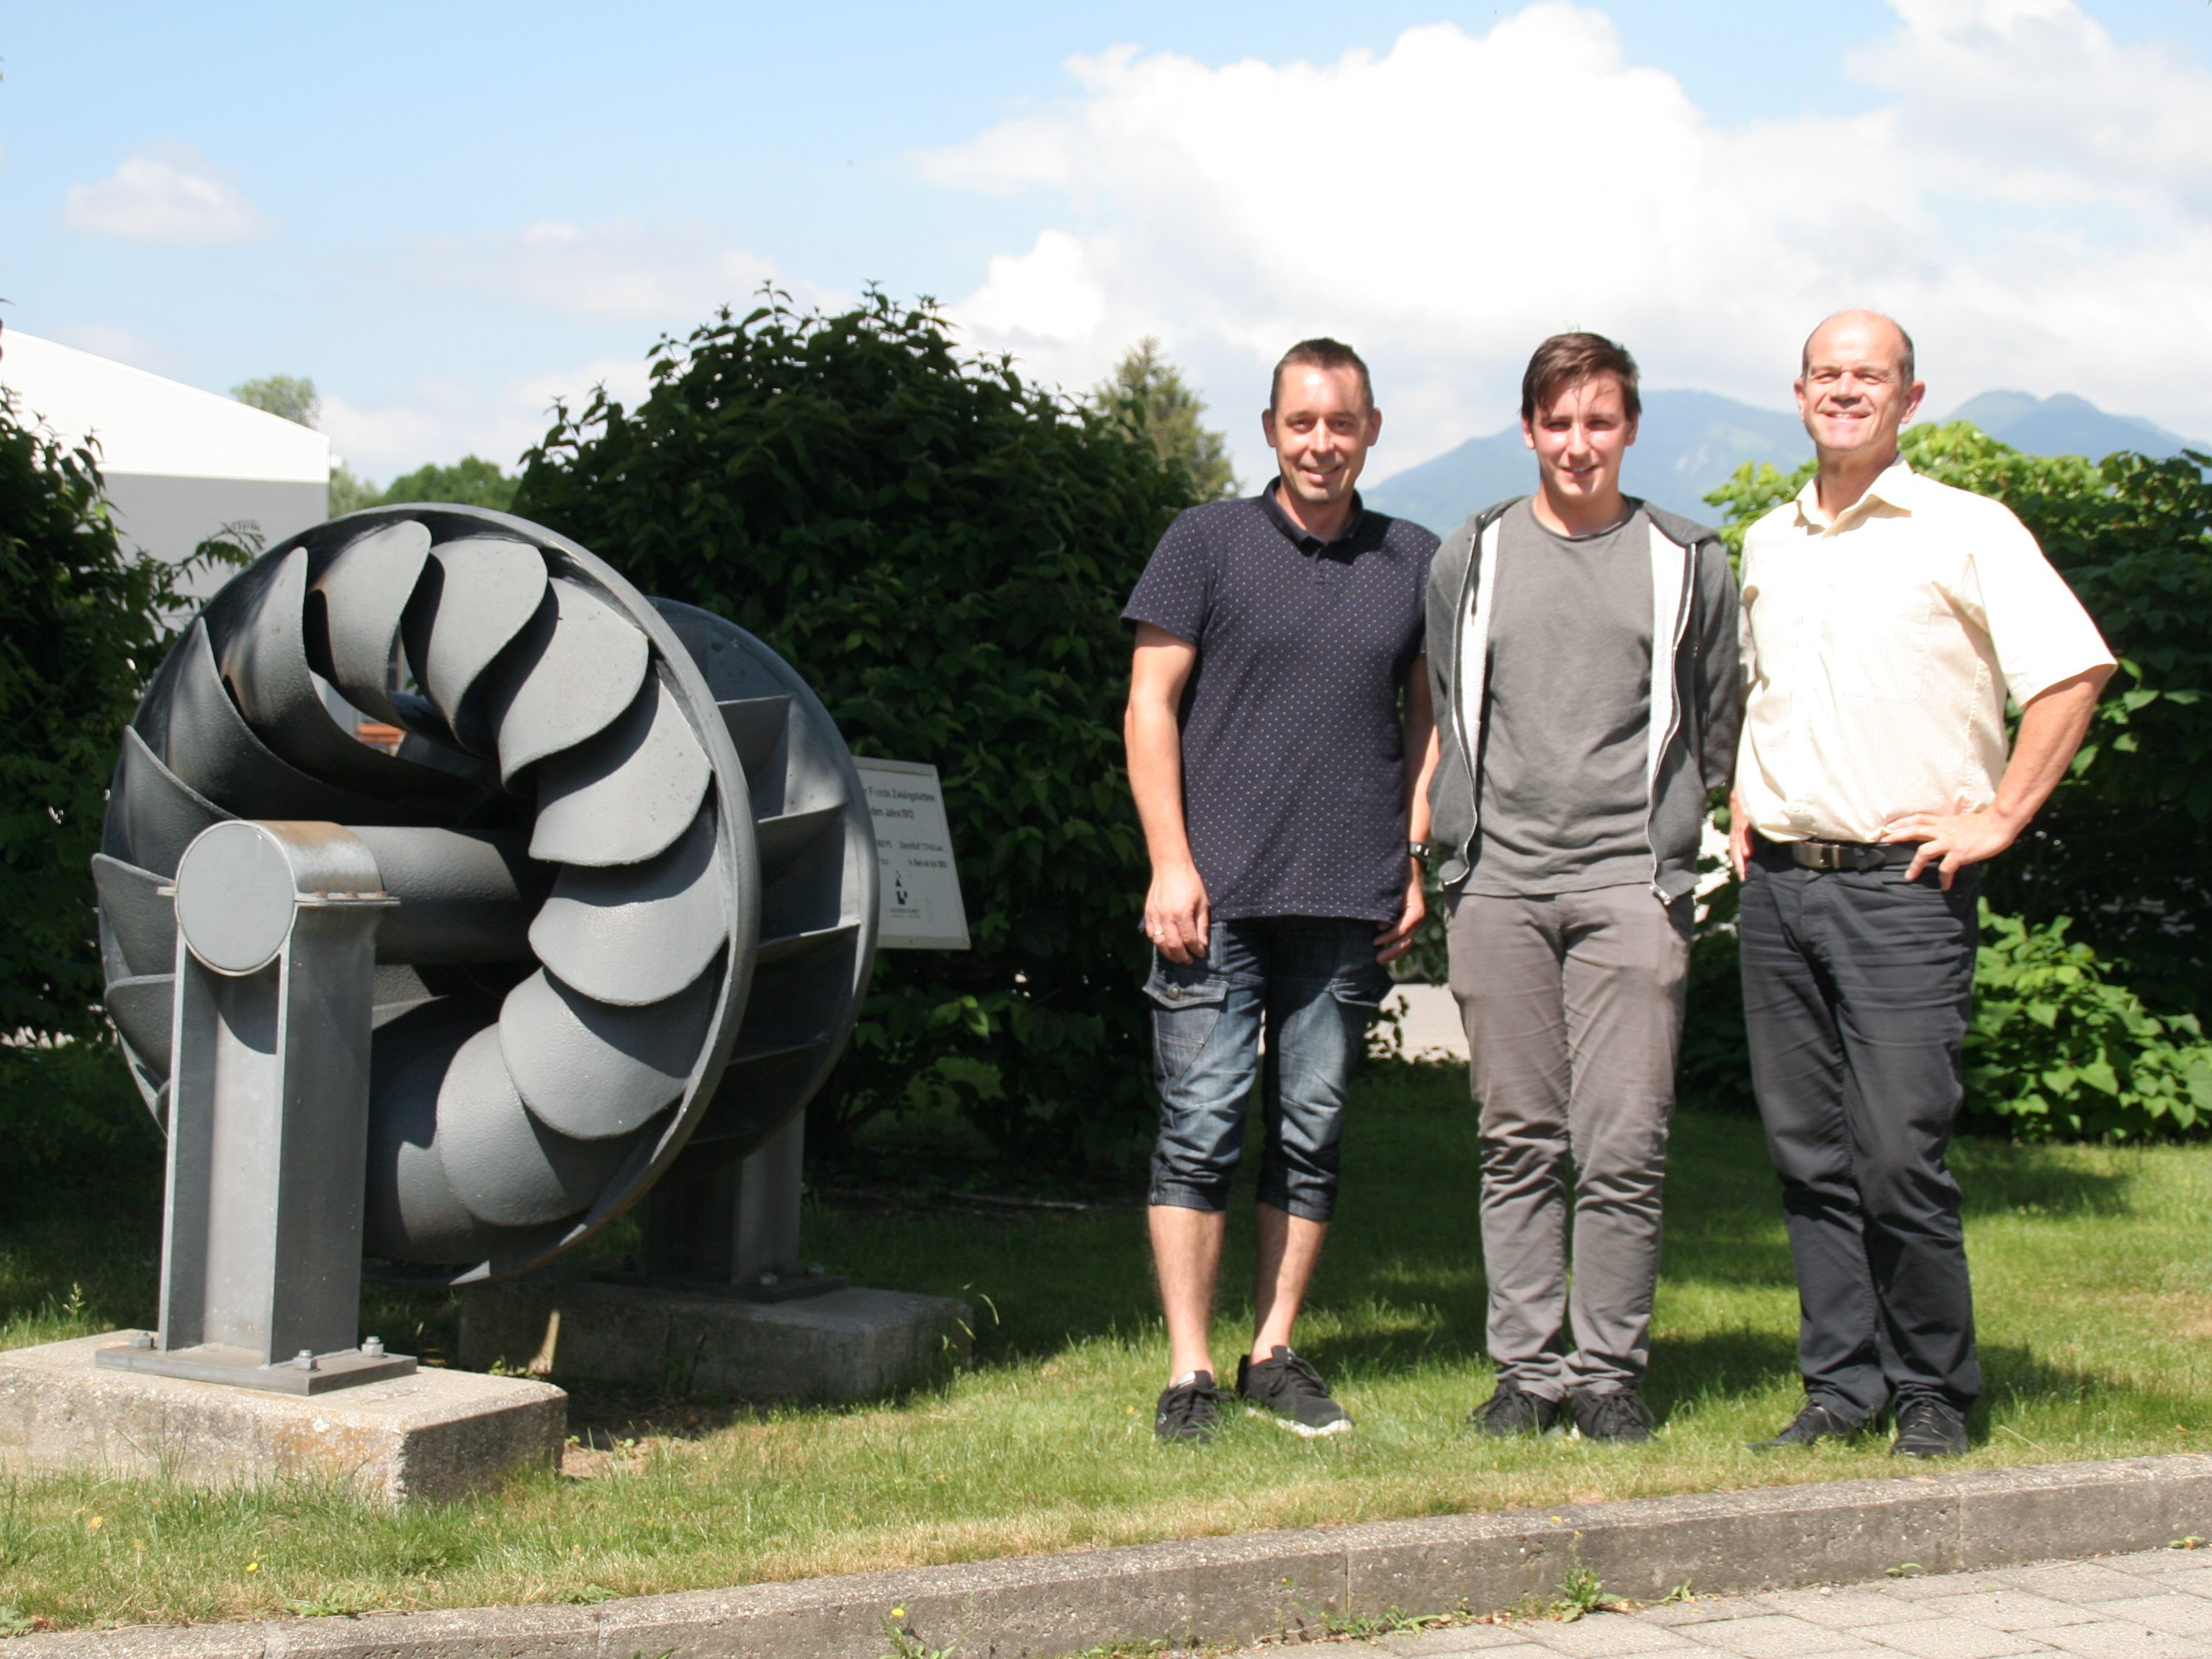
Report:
1891,1397,1969,1459
1236,1346,1352,1437
1470,1381,1563,1438
1570,1386,1655,1444
1750,1399,1870,1452
1154,1370,1220,1443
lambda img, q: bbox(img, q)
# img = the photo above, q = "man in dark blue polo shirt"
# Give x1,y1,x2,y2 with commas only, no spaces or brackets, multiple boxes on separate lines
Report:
1123,338,1439,1443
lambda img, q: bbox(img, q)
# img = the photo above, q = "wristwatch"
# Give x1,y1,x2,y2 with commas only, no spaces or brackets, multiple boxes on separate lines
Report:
1407,840,1429,865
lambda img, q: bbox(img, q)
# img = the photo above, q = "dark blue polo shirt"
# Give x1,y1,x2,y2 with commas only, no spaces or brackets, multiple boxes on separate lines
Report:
1124,482,1436,923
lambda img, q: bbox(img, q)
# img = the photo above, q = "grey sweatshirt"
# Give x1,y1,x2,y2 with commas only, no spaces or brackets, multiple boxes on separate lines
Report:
1424,496,1743,902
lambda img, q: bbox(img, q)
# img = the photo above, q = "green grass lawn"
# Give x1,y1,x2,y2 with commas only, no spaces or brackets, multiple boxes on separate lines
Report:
2,1058,2208,1634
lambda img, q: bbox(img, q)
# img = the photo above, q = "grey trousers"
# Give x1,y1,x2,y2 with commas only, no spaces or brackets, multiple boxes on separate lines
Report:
1447,886,1691,1398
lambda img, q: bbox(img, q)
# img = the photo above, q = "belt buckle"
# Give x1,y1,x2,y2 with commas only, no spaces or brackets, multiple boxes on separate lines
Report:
1799,840,1845,871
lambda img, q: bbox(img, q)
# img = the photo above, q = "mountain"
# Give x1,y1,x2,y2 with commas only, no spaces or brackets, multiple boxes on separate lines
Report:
1364,388,1807,535
1366,387,2208,540
1942,391,2204,466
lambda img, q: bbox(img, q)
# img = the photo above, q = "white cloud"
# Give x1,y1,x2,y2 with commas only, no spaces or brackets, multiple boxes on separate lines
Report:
399,219,820,320
919,0,2212,482
63,145,270,246
321,354,655,482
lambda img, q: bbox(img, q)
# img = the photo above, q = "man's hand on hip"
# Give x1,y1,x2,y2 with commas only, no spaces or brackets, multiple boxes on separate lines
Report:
1372,859,1426,965
1882,805,2019,888
1144,860,1210,964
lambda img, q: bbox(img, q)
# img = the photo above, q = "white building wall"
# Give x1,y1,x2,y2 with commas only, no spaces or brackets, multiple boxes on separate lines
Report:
0,330,330,600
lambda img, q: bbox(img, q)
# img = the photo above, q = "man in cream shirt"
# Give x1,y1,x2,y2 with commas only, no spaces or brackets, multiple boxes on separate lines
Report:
1729,310,2113,1459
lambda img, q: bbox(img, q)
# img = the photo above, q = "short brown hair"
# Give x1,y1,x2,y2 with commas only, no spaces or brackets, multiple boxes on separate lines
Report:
1271,338,1373,412
1520,332,1641,424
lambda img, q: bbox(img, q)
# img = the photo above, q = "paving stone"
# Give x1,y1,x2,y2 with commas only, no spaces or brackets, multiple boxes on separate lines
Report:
1998,1564,2164,1604
1640,1599,1777,1628
1669,1612,1883,1656
1517,1612,1698,1654
1761,1590,1934,1629
1912,1592,2109,1630
1874,1575,2023,1602
1380,1624,1545,1654
2100,1551,2212,1578
2005,1624,2206,1659
1838,1615,2050,1657
2086,1594,2212,1636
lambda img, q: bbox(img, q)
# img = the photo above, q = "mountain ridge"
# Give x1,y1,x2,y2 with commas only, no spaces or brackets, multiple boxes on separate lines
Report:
1364,387,2205,537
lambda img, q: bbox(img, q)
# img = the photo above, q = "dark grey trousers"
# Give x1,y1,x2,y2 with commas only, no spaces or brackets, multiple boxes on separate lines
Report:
1738,845,1982,1419
1447,886,1691,1398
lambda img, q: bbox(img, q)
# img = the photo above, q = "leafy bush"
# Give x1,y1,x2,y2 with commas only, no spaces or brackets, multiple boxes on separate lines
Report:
1966,906,2212,1139
0,388,220,1171
513,293,1192,1168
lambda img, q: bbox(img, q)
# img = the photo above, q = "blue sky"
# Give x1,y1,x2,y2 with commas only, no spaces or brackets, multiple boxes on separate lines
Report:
4,1,2208,487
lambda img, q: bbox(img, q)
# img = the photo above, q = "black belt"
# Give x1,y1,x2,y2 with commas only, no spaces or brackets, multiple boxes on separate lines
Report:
1765,837,1919,873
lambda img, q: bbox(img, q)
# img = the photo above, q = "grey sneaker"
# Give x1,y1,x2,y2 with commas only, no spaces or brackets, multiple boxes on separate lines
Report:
1750,1399,1870,1452
1154,1370,1220,1443
1236,1346,1351,1437
1891,1396,1969,1459
1470,1381,1562,1438
1570,1386,1655,1444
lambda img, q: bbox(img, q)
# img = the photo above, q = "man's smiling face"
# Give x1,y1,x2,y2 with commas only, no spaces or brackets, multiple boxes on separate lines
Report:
1262,364,1380,516
1796,312,1925,467
1522,371,1636,512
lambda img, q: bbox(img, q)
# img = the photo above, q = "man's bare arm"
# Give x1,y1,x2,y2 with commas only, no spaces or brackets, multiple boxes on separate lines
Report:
1125,624,1208,963
1885,665,2114,887
1375,655,1438,964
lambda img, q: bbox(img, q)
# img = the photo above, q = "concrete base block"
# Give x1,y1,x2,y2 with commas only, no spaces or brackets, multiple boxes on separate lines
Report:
0,1332,565,1506
457,1263,971,1400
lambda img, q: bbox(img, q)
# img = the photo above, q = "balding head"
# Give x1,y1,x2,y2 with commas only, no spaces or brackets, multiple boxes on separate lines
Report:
1802,310,1915,386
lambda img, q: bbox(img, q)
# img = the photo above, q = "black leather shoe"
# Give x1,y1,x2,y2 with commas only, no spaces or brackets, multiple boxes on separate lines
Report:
1891,1396,1969,1458
1570,1386,1655,1444
1749,1400,1869,1451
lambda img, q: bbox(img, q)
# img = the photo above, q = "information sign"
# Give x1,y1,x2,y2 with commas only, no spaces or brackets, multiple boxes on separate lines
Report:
852,757,971,950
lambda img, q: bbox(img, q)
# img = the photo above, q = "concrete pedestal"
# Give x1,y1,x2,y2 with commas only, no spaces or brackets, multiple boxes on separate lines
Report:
458,1264,971,1400
0,1332,565,1506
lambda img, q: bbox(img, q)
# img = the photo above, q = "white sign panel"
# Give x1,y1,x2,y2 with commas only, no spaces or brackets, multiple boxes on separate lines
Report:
853,757,971,950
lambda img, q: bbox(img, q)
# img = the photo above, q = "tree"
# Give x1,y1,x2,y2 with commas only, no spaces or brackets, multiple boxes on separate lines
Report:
373,455,517,513
230,373,319,428
0,390,240,1166
1089,338,1238,503
514,292,1192,1169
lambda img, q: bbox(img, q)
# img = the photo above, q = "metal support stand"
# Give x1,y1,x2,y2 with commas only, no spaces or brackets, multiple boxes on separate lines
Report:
96,822,417,1396
632,1112,846,1301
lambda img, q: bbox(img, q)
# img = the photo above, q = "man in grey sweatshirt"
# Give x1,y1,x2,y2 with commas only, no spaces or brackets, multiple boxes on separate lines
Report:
1425,333,1741,1441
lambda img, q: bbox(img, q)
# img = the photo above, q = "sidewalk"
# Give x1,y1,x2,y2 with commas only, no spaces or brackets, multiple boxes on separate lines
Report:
1292,1545,2212,1659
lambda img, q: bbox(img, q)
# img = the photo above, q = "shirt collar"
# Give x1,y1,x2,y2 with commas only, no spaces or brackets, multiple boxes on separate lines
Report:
1793,457,1918,533
1261,477,1365,553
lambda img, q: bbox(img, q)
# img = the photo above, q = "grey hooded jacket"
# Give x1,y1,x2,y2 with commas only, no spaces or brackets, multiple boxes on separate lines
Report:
1425,498,1743,902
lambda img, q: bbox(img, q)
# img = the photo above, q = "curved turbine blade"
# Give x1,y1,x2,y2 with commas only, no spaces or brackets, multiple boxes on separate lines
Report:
499,964,716,1141
160,621,418,824
435,1025,639,1227
309,518,431,721
362,1001,518,1264
91,855,176,979
485,579,650,786
99,727,231,878
402,536,548,750
528,809,732,1007
531,678,710,867
219,545,498,809
104,974,176,1080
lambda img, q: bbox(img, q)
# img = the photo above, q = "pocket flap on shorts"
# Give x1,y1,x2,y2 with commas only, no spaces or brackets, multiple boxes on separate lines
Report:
1144,956,1228,1009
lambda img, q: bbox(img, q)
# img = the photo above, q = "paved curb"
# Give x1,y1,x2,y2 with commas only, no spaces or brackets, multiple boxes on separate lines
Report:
20,1453,2212,1658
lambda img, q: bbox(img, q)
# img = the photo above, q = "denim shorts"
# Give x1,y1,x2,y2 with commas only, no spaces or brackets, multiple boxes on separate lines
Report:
1145,916,1393,1223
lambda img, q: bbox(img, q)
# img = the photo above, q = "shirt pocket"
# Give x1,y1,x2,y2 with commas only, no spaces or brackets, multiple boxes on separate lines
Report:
1824,583,1934,704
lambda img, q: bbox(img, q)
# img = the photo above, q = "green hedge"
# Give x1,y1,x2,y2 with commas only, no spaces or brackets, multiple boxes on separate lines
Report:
514,293,1193,1168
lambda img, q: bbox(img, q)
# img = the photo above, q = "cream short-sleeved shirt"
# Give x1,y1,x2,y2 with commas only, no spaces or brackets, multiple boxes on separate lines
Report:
1737,460,2113,845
